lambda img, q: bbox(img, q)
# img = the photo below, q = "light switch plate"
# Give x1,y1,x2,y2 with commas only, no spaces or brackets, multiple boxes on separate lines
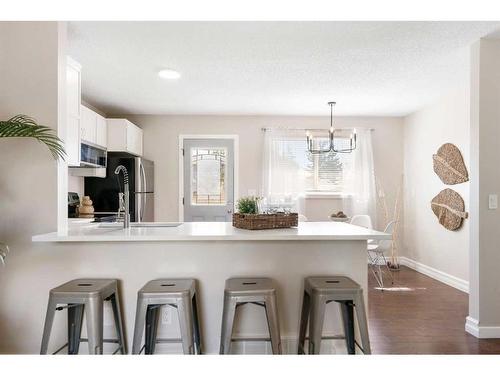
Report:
489,194,498,210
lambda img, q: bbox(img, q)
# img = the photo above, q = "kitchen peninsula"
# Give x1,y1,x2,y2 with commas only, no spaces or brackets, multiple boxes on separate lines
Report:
33,221,389,354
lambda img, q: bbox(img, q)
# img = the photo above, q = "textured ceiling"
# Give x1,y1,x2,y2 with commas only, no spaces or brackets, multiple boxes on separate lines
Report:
68,21,500,116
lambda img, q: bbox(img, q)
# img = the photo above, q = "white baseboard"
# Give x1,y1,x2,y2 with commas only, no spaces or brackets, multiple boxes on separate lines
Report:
399,256,469,293
465,316,500,338
152,334,357,354
465,316,480,337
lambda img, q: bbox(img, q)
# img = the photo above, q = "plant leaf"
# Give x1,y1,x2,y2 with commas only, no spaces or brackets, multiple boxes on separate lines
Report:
0,115,66,160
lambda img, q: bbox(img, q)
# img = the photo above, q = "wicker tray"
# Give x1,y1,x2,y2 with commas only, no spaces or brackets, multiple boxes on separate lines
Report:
232,213,298,230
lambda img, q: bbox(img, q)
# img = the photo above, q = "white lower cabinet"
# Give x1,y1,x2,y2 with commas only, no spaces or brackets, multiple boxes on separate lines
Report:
106,119,143,156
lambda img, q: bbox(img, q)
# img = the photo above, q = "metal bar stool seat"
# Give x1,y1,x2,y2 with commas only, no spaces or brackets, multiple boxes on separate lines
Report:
132,279,202,354
220,277,282,354
40,278,127,355
298,276,371,355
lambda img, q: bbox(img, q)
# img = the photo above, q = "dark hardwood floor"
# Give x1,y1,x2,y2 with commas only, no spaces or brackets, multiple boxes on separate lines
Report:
368,266,500,354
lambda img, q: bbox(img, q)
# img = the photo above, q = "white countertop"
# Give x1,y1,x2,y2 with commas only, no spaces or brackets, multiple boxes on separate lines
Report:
32,221,390,242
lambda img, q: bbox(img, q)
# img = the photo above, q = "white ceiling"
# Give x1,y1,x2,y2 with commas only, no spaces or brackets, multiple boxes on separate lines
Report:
68,21,500,117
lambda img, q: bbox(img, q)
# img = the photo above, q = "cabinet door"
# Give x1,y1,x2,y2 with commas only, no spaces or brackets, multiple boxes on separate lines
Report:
66,61,81,166
67,65,80,117
126,122,143,156
66,117,80,166
81,105,97,144
95,114,107,148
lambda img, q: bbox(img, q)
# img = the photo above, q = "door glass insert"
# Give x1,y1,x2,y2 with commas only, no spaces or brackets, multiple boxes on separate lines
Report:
191,147,227,205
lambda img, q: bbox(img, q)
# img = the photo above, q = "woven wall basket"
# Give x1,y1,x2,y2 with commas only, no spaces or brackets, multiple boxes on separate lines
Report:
432,143,469,185
431,188,468,231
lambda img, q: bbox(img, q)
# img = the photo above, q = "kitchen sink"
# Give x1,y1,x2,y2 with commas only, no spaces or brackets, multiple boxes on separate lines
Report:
98,222,183,228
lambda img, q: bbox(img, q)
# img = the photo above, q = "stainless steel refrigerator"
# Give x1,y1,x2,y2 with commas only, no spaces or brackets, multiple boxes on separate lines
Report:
85,152,155,222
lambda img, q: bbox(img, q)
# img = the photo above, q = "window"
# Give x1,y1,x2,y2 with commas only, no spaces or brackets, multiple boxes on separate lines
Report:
308,138,353,192
190,147,227,205
264,134,353,199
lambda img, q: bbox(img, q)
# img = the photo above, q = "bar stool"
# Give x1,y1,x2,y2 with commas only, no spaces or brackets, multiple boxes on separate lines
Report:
220,277,282,354
298,276,371,355
40,278,126,355
132,279,202,354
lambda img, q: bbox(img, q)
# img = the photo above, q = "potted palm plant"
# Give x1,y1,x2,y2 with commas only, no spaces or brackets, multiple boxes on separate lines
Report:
0,114,65,265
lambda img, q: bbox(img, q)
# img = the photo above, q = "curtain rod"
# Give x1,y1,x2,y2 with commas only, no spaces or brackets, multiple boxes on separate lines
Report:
260,127,375,131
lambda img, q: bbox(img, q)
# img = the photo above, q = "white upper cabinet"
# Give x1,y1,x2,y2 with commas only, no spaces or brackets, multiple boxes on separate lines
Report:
66,57,81,166
80,104,107,149
80,105,96,144
96,114,107,148
126,121,143,156
106,119,143,156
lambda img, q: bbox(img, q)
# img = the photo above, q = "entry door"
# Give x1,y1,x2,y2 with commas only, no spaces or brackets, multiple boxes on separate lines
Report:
183,138,234,222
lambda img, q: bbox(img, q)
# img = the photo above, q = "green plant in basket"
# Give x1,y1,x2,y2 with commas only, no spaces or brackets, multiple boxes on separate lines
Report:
237,196,261,214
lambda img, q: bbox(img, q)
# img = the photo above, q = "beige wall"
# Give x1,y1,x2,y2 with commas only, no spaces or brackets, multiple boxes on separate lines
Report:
403,84,470,284
468,38,500,335
126,114,404,230
0,21,67,353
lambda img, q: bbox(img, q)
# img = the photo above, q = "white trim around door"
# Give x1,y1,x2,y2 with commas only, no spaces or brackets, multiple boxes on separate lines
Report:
178,134,239,222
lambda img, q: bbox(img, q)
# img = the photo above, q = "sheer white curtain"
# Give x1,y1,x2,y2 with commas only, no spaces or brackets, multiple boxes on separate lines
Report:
261,129,306,208
343,128,377,228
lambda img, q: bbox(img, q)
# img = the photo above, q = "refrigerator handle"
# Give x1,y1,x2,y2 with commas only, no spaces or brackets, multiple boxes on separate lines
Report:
140,162,146,221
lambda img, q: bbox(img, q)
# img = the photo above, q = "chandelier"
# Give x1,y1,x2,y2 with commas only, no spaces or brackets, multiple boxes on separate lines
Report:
306,101,357,154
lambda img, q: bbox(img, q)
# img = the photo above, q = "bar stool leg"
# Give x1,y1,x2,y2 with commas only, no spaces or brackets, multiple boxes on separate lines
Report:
132,297,148,354
40,297,58,354
298,291,311,354
264,295,282,354
308,296,326,355
219,296,237,354
177,296,195,354
192,293,202,354
339,301,355,354
85,298,104,354
68,304,85,354
353,293,371,354
145,305,161,354
110,292,127,354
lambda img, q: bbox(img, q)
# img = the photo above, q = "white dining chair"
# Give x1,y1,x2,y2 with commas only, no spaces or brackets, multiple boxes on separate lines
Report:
350,214,375,244
367,221,396,288
349,215,373,229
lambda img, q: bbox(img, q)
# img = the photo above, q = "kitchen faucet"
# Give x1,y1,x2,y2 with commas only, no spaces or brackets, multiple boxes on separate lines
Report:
114,165,130,229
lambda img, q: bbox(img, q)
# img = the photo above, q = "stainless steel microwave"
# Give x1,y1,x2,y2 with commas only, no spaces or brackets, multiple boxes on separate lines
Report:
80,142,107,168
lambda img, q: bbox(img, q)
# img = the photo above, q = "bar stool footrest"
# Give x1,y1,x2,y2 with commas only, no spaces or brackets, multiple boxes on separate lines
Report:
299,336,366,354
231,336,272,342
51,339,122,355
138,338,185,354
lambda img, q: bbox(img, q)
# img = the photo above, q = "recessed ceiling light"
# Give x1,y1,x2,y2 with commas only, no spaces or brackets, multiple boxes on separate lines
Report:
158,69,181,80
